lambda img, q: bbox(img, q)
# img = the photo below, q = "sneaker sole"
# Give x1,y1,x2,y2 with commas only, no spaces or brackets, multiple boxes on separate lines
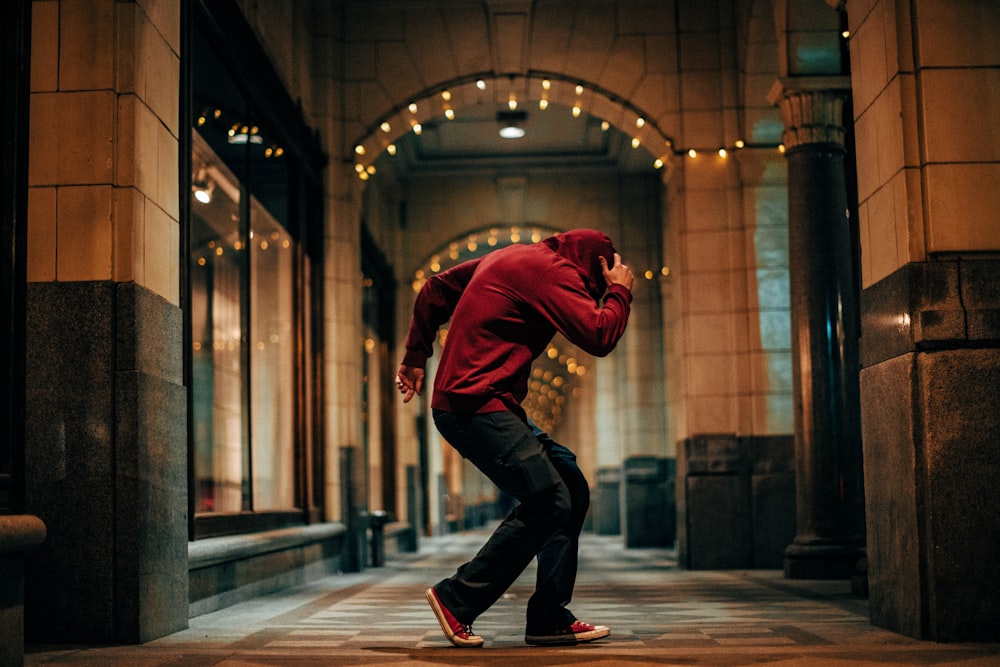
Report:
525,625,611,645
425,588,484,648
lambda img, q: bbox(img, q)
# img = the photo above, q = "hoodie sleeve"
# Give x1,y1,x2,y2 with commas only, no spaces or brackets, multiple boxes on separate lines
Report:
401,258,480,368
532,262,632,357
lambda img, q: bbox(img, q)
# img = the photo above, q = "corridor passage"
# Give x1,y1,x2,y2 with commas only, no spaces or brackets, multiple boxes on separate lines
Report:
26,531,998,666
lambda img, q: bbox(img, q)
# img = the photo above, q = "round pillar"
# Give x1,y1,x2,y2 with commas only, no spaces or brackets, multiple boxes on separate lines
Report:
769,79,866,579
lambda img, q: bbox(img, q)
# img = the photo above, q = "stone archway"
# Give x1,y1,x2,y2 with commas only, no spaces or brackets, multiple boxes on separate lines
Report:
347,73,677,182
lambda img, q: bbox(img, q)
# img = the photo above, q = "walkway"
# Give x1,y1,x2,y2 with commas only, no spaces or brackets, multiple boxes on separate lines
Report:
26,530,1000,666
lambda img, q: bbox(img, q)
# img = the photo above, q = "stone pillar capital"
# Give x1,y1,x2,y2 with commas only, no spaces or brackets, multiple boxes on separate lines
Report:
767,77,852,151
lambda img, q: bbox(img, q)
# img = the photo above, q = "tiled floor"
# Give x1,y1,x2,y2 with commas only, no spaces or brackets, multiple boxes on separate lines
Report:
26,529,1000,665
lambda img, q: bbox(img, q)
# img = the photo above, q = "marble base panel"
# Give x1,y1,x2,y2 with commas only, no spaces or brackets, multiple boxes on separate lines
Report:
23,281,188,643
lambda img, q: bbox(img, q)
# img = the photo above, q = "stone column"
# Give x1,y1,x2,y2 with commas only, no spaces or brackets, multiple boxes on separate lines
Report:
768,78,866,579
24,0,189,643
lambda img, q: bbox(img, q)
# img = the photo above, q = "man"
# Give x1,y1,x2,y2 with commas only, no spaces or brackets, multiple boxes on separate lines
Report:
396,228,634,647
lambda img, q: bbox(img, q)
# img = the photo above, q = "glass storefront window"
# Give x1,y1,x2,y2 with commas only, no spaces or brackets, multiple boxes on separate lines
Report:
191,132,247,513
187,10,324,533
190,125,301,516
249,199,296,510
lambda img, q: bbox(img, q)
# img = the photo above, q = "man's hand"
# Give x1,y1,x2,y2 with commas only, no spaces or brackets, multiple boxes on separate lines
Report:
396,365,424,403
600,253,634,292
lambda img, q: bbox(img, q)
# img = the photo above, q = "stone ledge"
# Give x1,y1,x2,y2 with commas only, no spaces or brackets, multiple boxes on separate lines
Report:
0,514,46,554
383,521,418,557
188,522,346,570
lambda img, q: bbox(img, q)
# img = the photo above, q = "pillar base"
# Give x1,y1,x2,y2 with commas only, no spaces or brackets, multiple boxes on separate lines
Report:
784,539,865,580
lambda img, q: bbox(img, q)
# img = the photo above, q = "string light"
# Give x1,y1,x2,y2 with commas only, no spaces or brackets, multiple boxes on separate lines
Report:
349,77,787,174
675,141,783,158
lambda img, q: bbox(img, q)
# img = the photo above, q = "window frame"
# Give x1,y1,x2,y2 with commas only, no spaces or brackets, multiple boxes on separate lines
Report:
0,0,31,515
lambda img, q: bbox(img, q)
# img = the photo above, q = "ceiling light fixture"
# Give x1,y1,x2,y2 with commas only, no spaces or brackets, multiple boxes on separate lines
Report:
192,167,215,205
497,110,527,139
227,124,262,145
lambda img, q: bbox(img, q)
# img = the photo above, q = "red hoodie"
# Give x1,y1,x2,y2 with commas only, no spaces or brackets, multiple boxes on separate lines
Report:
402,229,632,419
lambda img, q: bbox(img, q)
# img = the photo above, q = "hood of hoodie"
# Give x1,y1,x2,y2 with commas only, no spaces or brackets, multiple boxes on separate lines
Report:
542,229,617,301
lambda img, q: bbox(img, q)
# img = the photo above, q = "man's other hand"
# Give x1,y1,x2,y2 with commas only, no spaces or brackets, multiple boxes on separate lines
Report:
600,253,634,292
396,365,424,403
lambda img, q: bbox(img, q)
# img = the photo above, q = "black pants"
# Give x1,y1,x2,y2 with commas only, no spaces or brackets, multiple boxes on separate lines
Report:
432,409,590,632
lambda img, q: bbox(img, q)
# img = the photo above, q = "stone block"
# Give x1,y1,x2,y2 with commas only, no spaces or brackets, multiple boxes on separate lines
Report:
747,434,794,474
27,186,57,282
57,185,114,281
678,435,794,569
920,69,1000,164
925,163,1000,254
751,472,796,568
29,1,58,92
961,259,1000,341
59,0,115,91
683,434,745,474
862,347,1000,642
24,282,188,643
919,349,1000,641
28,90,116,186
25,282,117,643
112,186,144,284
860,261,976,367
684,474,752,569
622,457,674,548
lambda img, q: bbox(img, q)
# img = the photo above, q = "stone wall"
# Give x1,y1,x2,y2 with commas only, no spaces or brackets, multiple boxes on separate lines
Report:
677,434,795,569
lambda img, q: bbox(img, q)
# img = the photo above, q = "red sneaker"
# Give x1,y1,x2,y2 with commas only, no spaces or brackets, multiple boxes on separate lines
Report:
525,620,611,645
425,587,484,647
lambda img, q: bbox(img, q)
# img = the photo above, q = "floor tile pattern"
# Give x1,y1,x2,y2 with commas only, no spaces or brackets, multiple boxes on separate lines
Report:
25,530,1000,666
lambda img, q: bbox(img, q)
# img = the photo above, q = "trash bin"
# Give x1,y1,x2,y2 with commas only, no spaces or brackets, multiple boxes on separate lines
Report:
369,510,392,567
593,466,621,535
